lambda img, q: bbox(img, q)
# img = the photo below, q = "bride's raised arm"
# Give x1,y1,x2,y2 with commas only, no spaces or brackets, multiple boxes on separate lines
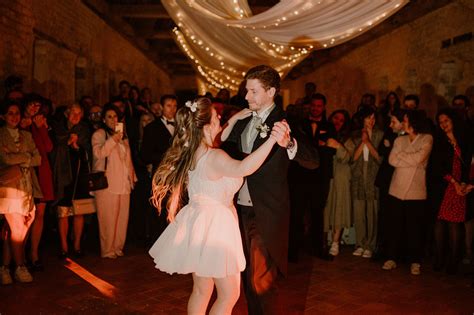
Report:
220,108,253,142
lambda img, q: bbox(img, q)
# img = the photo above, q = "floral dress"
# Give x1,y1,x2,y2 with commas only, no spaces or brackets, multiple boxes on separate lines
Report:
438,145,466,223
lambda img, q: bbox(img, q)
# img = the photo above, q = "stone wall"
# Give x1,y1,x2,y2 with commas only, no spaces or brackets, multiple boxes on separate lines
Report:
283,0,474,118
0,0,173,106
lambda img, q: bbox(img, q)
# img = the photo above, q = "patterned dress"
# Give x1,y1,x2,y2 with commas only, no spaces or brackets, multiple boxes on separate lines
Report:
438,145,466,223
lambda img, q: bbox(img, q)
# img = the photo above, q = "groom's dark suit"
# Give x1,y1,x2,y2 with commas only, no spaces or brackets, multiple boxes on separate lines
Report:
226,105,318,314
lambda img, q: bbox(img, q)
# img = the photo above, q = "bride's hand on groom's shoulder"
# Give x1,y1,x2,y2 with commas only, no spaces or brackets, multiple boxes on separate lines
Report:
231,108,253,122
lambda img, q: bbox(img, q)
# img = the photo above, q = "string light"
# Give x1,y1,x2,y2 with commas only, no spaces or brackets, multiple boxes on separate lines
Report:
166,0,408,92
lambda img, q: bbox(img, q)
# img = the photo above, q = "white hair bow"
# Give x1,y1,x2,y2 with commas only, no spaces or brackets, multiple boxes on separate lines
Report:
185,100,197,112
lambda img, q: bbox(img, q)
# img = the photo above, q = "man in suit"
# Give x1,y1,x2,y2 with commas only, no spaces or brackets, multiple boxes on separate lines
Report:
224,65,319,314
140,94,177,242
140,94,177,172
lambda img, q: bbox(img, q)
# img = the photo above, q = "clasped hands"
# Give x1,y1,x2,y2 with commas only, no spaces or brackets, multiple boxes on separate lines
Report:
454,181,474,196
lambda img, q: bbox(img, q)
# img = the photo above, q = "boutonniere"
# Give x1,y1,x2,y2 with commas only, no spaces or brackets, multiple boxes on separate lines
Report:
256,123,270,139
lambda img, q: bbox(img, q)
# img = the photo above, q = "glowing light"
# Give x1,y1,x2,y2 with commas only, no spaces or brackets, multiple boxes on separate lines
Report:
64,258,118,298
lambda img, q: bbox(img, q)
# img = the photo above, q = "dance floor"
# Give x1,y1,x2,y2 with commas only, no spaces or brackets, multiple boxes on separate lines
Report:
1,244,473,314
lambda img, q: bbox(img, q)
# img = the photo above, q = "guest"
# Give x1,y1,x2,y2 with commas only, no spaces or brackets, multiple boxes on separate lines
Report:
149,97,278,314
402,94,419,110
138,87,153,110
20,94,55,270
141,94,178,241
50,104,91,258
92,104,136,258
374,109,405,259
87,104,103,132
295,82,316,106
432,108,471,274
141,94,178,172
324,109,353,256
350,107,383,259
378,91,401,131
0,101,42,283
129,112,155,242
383,110,433,275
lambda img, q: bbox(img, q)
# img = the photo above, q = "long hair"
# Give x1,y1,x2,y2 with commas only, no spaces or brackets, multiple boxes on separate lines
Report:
151,97,213,221
328,109,351,142
435,107,468,152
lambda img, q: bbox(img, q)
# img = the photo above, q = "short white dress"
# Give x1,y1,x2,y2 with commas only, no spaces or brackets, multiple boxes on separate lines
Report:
149,149,245,278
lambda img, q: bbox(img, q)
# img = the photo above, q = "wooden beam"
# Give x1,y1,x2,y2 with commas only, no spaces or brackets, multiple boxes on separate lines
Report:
110,4,169,19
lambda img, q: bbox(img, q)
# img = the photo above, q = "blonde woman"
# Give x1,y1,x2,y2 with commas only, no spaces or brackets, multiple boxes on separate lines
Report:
149,97,284,314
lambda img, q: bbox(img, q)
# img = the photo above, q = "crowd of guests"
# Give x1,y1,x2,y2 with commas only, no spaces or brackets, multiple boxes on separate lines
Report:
286,87,473,278
0,73,472,287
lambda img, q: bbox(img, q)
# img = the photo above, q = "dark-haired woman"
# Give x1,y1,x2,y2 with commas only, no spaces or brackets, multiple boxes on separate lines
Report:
374,109,405,259
20,94,55,270
92,104,136,259
377,91,401,131
432,108,471,274
324,110,353,256
383,110,433,275
350,107,383,259
0,102,42,284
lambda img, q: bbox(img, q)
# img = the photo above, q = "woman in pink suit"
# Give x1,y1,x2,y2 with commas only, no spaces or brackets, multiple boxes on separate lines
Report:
92,104,136,259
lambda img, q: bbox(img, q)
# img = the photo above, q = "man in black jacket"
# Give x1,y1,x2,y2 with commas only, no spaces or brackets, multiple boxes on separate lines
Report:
225,65,319,315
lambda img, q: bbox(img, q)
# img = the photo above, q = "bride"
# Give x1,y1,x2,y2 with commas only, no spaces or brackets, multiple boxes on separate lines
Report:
149,97,288,314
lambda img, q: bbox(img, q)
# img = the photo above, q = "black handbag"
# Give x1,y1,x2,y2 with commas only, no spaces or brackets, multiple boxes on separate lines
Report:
87,170,108,191
85,150,108,192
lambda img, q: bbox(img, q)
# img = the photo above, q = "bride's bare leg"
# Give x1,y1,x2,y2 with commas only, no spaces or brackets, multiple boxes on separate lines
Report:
188,273,214,315
210,273,240,315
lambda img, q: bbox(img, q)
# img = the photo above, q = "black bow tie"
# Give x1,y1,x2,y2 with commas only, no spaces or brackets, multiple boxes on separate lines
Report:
166,120,175,126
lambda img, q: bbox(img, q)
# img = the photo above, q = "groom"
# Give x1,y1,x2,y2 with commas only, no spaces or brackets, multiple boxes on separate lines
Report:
225,65,319,314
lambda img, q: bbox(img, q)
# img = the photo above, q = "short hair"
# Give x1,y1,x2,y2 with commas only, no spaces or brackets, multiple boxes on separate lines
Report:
245,65,280,94
4,75,23,91
404,94,420,107
119,80,130,88
452,94,470,108
405,109,427,134
390,108,406,123
160,94,177,106
311,93,327,106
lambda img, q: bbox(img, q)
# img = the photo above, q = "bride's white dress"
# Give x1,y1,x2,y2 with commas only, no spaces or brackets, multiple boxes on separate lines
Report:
148,149,245,278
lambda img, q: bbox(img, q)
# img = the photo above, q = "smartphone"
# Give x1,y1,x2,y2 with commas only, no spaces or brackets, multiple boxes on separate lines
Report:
115,122,124,133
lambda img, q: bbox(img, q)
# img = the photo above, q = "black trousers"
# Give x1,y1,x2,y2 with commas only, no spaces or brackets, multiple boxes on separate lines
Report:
239,205,284,315
385,195,426,263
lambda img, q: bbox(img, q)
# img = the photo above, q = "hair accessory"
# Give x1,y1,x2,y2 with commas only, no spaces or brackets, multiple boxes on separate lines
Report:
185,100,198,112
183,141,189,147
170,166,175,171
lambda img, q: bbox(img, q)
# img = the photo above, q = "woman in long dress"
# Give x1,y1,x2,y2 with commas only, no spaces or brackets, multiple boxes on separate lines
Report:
149,97,282,314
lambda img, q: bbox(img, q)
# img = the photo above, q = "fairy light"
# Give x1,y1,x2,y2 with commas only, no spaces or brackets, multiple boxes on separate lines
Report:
166,0,408,91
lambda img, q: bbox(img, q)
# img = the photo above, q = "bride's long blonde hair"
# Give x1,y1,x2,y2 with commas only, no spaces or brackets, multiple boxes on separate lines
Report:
151,97,213,221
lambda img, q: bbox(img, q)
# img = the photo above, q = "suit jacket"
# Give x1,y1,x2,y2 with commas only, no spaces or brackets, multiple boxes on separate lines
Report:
226,106,319,275
92,129,137,195
140,118,173,171
389,134,433,200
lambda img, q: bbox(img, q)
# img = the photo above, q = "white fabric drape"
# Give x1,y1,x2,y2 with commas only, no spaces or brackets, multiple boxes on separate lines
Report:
163,0,408,92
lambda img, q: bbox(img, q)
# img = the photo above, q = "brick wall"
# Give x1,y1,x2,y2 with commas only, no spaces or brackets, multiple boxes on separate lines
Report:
0,0,173,106
282,0,474,118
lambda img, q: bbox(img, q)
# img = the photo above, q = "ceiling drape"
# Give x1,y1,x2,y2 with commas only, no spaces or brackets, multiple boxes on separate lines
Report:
162,0,408,92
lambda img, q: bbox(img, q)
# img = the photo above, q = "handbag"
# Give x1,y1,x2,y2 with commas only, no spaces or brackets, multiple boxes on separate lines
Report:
85,144,108,192
72,156,96,215
0,165,22,185
72,198,97,215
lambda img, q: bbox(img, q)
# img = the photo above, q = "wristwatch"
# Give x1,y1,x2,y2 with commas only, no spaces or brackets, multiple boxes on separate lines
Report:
286,138,295,150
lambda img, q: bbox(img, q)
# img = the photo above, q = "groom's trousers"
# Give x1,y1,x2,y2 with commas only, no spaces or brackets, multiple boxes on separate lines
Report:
239,205,284,315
